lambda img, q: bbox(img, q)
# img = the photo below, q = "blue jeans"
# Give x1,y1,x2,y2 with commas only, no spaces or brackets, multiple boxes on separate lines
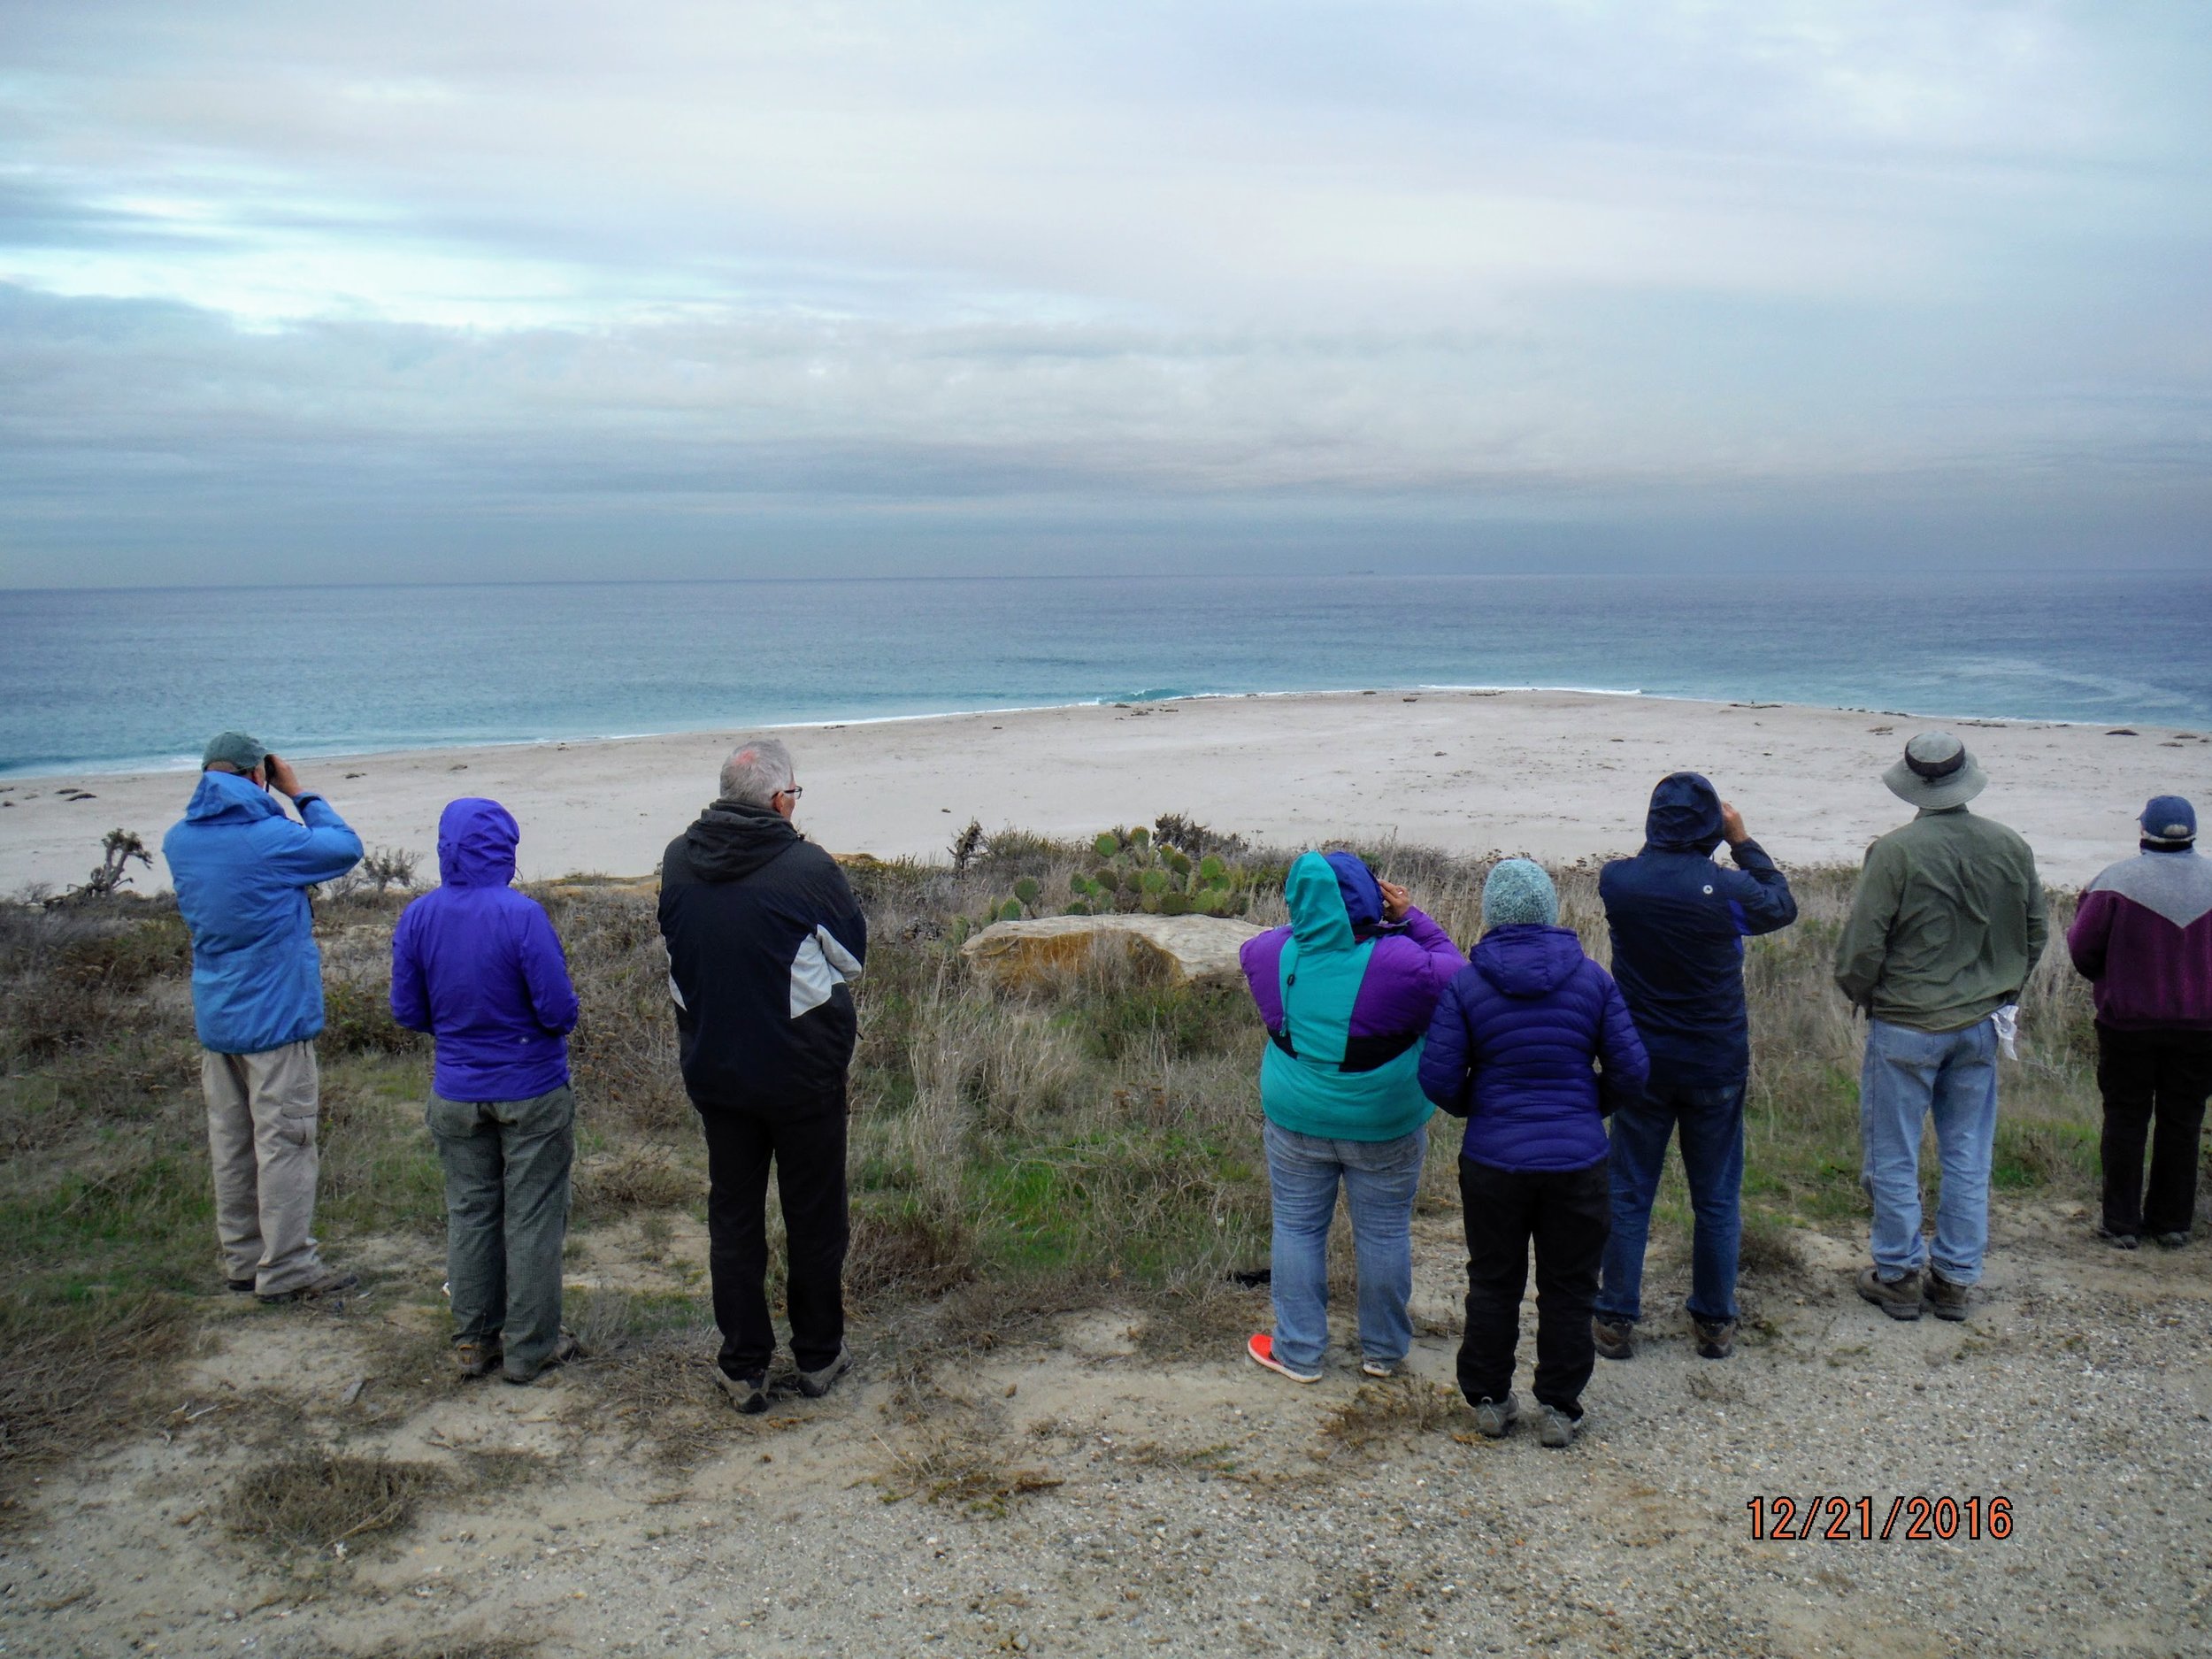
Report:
1596,1079,1746,1325
1264,1120,1427,1372
1859,1018,1999,1286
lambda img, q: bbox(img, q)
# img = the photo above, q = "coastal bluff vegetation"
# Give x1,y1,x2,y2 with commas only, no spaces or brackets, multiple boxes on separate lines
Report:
2,820,2203,1658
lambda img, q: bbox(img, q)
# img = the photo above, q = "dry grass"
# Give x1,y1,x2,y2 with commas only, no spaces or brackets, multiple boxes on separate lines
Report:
0,1295,188,1501
1317,1373,1466,1454
227,1452,449,1553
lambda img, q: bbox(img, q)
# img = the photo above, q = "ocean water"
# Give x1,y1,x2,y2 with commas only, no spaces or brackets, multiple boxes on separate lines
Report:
2,570,2206,777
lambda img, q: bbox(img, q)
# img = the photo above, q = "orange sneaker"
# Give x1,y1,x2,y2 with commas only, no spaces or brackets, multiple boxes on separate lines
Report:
1246,1333,1321,1383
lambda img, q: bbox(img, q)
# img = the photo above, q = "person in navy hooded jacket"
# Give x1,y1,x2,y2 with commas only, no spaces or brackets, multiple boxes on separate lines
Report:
1594,774,1796,1363
1420,860,1647,1448
392,798,581,1383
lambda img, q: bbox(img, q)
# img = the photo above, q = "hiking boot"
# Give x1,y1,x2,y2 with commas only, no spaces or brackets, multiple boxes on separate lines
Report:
1471,1393,1518,1439
1246,1333,1321,1384
503,1330,580,1386
453,1337,503,1378
226,1276,257,1294
2098,1225,2140,1251
1925,1272,1970,1323
714,1367,769,1415
1359,1356,1398,1379
2150,1231,2191,1250
1855,1265,1924,1321
257,1266,358,1305
1537,1404,1579,1449
1592,1317,1635,1361
794,1343,854,1399
1693,1317,1738,1360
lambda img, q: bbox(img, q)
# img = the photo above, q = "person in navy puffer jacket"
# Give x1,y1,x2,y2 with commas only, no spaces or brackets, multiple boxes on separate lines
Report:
392,798,581,1384
1420,860,1647,1448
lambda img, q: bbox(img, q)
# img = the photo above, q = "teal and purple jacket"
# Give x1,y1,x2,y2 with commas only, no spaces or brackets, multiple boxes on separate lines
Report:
1240,851,1466,1141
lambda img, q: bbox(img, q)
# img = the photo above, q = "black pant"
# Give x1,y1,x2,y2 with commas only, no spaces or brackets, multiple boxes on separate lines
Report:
2096,1025,2212,1237
695,1088,850,1379
1458,1156,1610,1417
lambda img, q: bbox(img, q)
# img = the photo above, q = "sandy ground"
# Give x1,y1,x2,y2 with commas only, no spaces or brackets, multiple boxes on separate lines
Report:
4,1200,2207,1659
4,691,2209,895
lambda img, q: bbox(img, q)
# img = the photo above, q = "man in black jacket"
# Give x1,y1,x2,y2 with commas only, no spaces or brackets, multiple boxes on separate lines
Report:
659,737,867,1413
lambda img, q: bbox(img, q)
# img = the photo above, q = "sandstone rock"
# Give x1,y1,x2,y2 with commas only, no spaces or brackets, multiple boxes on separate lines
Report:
960,912,1263,991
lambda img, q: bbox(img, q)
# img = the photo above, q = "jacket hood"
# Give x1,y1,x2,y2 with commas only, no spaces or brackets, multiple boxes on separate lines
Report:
1645,772,1725,856
1473,924,1586,998
438,797,519,888
183,767,286,825
1285,850,1356,950
685,799,803,883
1322,851,1385,934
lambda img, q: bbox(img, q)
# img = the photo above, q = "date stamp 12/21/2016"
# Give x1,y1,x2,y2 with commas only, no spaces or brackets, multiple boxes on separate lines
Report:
1746,1495,2014,1542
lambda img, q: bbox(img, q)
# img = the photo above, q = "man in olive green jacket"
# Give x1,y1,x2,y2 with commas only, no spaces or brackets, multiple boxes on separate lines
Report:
1836,733,2047,1324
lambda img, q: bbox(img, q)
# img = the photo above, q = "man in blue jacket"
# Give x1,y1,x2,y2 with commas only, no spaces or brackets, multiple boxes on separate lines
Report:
163,732,364,1302
1594,773,1796,1361
392,798,581,1383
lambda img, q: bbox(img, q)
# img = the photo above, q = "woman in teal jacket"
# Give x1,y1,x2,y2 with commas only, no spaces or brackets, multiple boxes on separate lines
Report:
1238,850,1465,1381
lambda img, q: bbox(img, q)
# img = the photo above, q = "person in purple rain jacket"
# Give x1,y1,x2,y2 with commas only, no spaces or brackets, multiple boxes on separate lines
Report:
392,798,582,1384
1238,850,1466,1385
2068,795,2212,1250
1420,859,1648,1449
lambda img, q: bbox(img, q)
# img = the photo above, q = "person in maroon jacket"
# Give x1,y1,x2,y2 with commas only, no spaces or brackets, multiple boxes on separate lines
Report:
2068,795,2212,1249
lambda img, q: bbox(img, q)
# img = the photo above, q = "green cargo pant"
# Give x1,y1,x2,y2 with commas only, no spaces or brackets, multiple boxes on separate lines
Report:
426,1085,574,1378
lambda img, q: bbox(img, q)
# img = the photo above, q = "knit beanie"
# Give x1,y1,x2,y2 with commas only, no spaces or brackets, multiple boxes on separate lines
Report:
1481,858,1559,929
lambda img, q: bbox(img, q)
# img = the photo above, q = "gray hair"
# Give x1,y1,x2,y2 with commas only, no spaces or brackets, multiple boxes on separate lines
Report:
718,736,795,807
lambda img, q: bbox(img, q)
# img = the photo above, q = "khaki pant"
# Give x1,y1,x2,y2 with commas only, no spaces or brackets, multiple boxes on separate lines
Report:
202,1041,327,1295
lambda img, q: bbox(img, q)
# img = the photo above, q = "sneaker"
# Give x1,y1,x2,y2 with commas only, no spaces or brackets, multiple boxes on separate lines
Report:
257,1266,358,1305
1471,1393,1518,1439
714,1368,769,1415
454,1338,503,1379
1359,1356,1398,1379
1693,1317,1738,1360
1855,1265,1924,1321
1246,1333,1321,1384
1925,1272,1970,1323
1537,1404,1579,1449
1592,1317,1635,1361
2098,1225,2140,1251
2150,1231,2191,1250
503,1330,580,1386
794,1343,854,1399
226,1277,257,1295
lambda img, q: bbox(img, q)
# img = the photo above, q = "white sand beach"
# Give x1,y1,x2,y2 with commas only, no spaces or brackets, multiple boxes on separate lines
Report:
4,689,2208,894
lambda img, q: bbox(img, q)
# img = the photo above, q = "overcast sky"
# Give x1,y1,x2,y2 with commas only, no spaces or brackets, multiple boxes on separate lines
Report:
4,1,2208,586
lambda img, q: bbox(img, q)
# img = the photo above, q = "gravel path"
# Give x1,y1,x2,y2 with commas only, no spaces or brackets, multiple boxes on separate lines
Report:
4,1199,2206,1659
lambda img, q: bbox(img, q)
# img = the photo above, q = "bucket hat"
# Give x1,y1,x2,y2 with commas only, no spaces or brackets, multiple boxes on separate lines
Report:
1882,732,1987,811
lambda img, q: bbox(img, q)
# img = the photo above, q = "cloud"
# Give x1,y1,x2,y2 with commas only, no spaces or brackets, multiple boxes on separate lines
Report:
0,2,2208,581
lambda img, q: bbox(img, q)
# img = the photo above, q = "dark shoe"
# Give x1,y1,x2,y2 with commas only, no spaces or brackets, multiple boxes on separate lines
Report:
1925,1272,1970,1323
715,1368,769,1415
1855,1265,1924,1321
2150,1231,2191,1250
1536,1404,1579,1449
503,1330,580,1386
1693,1317,1738,1360
257,1266,358,1304
1592,1317,1635,1361
455,1338,503,1379
226,1277,257,1294
1471,1393,1518,1439
2098,1225,2140,1251
794,1343,853,1400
